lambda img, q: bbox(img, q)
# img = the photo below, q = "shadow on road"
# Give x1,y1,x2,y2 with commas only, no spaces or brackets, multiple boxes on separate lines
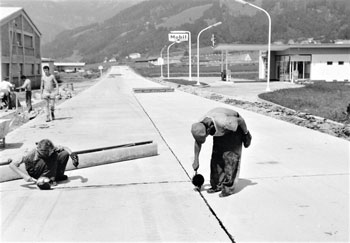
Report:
200,178,257,195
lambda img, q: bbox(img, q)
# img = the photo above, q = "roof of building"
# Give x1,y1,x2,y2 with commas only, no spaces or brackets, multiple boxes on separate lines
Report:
0,7,41,35
214,43,350,52
54,62,86,66
42,57,56,62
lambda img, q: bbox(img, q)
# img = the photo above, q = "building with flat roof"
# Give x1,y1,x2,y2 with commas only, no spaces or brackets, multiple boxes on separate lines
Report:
1,7,42,88
53,62,85,73
214,44,350,82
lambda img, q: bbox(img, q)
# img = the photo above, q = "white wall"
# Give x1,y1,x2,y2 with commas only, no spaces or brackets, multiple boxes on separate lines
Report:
311,54,350,81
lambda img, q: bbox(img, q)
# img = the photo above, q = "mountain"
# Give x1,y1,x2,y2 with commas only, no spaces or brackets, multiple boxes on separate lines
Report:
0,0,145,43
37,0,350,63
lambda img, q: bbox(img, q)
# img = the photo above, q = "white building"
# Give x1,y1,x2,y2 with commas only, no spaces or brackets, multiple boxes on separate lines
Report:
53,62,85,73
215,44,350,82
1,7,42,88
129,53,141,59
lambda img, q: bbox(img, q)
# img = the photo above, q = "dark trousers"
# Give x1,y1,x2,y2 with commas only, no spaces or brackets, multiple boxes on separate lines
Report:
26,150,69,180
25,91,32,112
1,90,12,109
210,128,243,189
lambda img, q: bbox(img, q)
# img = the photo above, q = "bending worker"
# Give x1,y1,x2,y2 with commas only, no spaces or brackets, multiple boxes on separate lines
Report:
191,107,252,197
9,139,79,188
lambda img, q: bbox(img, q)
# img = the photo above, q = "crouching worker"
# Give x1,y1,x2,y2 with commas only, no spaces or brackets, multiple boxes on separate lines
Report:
191,107,252,197
9,139,79,189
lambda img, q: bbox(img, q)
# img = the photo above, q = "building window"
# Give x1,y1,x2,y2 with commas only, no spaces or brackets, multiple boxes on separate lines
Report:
24,35,33,48
15,33,22,46
2,63,10,78
327,61,333,65
32,64,35,75
37,64,41,75
338,61,344,65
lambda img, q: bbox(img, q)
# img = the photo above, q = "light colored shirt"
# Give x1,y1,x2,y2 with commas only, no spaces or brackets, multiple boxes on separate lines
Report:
199,107,240,136
20,79,31,91
41,74,56,92
0,81,14,91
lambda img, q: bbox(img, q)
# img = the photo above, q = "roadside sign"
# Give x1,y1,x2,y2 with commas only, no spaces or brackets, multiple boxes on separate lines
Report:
98,65,103,70
168,33,188,43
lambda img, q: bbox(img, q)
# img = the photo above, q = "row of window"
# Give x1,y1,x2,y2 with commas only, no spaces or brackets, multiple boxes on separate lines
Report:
327,61,345,65
1,63,41,78
10,31,34,48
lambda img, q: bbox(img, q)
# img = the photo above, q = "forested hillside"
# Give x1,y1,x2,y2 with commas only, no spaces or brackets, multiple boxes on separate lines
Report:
41,0,350,63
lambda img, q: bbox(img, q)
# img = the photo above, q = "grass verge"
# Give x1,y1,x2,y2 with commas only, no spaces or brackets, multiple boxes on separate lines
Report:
259,82,350,123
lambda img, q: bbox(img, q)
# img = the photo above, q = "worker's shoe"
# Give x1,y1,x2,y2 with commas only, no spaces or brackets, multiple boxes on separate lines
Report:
207,187,222,193
219,190,235,198
243,131,252,148
56,175,68,182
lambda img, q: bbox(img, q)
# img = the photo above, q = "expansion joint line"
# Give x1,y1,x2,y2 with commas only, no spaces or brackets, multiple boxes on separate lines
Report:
133,94,235,243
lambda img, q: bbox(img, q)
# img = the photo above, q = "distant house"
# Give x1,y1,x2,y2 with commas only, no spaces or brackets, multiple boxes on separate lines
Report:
215,43,350,82
129,53,141,59
0,7,42,88
54,62,85,73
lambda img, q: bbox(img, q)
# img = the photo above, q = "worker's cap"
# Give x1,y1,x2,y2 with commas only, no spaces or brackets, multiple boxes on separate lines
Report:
36,139,55,157
191,122,207,144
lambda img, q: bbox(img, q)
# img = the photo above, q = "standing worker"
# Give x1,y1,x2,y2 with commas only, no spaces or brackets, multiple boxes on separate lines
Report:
0,78,15,111
41,66,59,122
17,75,32,112
191,107,252,197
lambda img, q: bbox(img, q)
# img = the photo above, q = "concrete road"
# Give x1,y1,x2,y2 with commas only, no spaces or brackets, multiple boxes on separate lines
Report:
1,66,349,242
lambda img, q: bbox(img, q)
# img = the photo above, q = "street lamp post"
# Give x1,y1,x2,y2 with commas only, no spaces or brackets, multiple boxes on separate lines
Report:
170,30,192,81
160,45,166,79
196,22,222,85
167,42,176,79
235,0,271,91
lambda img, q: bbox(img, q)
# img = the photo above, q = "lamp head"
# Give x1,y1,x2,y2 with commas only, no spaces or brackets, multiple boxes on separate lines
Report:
235,0,248,4
213,22,222,27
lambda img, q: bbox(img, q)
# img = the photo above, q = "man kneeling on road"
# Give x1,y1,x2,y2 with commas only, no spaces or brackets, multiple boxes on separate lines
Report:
191,107,252,197
9,139,79,189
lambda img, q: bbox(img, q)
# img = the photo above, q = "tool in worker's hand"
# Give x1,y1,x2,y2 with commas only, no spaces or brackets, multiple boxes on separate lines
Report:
36,177,51,190
192,171,204,190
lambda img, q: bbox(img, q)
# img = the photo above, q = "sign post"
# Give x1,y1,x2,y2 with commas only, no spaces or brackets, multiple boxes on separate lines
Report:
169,31,192,81
98,65,103,77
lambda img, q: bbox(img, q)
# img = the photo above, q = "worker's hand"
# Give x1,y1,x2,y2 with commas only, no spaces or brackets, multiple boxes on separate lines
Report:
70,152,79,168
192,159,199,171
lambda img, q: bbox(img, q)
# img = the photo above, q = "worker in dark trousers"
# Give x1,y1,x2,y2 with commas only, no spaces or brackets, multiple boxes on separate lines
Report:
17,75,32,112
191,107,252,197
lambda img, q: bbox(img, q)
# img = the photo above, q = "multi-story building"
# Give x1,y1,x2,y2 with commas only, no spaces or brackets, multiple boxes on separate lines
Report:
0,7,42,88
